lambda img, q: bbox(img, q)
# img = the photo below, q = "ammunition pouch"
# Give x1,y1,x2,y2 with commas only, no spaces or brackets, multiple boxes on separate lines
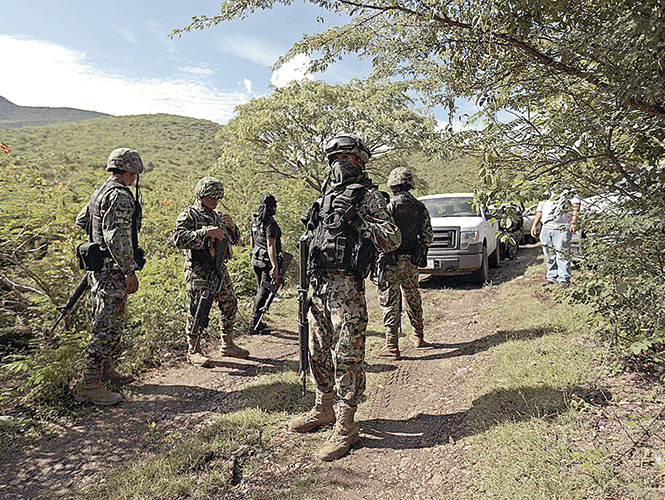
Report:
410,242,428,268
76,242,107,272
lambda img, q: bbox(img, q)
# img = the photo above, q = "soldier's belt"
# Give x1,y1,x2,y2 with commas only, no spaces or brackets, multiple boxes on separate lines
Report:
192,279,215,291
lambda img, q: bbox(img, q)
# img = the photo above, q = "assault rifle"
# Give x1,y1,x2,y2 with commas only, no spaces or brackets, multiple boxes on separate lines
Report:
49,274,90,335
252,251,293,332
189,232,230,340
297,236,310,396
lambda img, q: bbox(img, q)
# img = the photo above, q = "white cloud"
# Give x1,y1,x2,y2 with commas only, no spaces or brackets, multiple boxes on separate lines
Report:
241,78,253,94
115,27,138,44
270,53,312,87
181,65,215,77
213,33,283,66
0,35,253,124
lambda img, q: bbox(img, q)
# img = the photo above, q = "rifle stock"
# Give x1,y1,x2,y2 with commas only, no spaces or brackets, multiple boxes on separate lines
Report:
298,237,310,396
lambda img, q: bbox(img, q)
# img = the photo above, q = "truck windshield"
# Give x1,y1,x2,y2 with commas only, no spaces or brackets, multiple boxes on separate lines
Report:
422,197,476,217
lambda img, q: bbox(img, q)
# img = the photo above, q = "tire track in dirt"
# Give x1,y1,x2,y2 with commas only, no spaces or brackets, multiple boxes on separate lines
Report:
318,271,514,500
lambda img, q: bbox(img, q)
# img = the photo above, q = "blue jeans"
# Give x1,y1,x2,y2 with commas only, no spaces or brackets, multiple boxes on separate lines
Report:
539,226,572,283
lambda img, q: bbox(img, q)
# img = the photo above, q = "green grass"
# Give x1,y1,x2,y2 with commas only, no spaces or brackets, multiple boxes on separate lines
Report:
75,371,328,500
446,261,664,499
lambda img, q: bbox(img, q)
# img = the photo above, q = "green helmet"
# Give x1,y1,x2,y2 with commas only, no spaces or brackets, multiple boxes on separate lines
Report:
387,167,414,189
324,133,371,165
106,148,144,174
195,176,225,200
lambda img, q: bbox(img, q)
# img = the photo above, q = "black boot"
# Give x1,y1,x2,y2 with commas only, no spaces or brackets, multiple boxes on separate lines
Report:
249,315,270,334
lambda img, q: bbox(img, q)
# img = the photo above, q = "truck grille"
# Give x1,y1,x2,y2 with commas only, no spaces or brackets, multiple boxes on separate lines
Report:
431,229,457,249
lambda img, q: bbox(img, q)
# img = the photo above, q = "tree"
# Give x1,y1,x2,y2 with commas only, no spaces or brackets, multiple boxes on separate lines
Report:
211,79,439,248
215,78,438,193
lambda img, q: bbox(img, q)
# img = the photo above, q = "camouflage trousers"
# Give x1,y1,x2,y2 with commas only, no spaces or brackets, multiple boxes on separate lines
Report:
377,256,424,334
185,264,237,347
308,271,367,406
85,270,128,371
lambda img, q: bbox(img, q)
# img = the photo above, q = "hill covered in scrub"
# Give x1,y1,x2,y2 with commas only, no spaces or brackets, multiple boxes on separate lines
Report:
0,113,223,181
0,96,109,129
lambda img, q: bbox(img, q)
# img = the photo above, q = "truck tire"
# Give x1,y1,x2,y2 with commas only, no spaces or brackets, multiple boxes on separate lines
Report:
489,242,501,268
471,245,489,285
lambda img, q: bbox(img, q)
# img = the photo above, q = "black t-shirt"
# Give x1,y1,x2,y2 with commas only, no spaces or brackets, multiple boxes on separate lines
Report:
251,216,282,267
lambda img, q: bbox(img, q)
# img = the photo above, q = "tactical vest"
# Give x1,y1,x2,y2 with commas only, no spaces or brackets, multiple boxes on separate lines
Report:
306,182,376,278
391,192,426,255
87,178,141,258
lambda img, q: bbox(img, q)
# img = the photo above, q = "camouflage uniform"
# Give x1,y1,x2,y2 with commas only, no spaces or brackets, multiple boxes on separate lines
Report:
74,148,144,406
376,168,433,357
309,187,401,405
173,177,247,361
289,133,401,462
82,189,137,370
377,194,433,350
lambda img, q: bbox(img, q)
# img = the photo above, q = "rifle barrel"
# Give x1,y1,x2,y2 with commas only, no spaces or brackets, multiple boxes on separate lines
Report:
297,237,310,396
50,274,89,335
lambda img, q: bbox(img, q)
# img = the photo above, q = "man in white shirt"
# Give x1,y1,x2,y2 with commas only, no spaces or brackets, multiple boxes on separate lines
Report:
530,190,581,286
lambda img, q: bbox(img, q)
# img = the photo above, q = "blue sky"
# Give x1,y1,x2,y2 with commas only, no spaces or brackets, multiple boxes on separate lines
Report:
2,0,478,126
0,0,376,124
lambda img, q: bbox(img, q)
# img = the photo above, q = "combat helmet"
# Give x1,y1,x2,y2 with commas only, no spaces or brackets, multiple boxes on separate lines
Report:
195,176,225,200
107,148,144,174
387,167,415,190
324,133,371,165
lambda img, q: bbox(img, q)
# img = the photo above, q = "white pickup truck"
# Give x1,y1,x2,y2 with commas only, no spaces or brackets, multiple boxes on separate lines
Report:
417,193,500,284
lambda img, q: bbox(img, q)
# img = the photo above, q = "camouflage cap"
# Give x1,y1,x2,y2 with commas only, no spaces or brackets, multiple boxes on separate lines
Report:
387,166,415,189
195,176,225,200
106,148,144,174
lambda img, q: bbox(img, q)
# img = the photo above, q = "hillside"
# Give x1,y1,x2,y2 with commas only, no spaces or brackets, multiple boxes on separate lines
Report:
0,96,109,129
0,113,223,182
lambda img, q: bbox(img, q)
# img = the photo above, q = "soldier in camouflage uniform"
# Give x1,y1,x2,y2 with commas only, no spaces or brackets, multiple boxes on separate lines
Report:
74,148,145,406
288,133,401,461
173,177,249,367
374,167,434,360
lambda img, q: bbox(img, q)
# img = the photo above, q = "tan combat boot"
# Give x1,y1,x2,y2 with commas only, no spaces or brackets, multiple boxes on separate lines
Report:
373,329,401,360
220,333,250,359
288,391,335,432
410,328,428,348
75,367,123,406
186,335,211,367
317,403,359,461
101,357,135,384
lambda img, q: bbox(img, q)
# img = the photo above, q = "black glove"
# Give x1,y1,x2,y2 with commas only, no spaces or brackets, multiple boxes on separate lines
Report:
332,195,361,229
134,247,146,271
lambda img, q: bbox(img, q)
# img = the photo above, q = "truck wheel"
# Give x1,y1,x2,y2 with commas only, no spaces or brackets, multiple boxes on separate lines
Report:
489,242,501,268
471,246,489,285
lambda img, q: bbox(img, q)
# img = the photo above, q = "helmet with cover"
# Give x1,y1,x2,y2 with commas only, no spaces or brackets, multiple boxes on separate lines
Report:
195,176,225,200
387,167,415,190
106,148,144,174
324,133,371,165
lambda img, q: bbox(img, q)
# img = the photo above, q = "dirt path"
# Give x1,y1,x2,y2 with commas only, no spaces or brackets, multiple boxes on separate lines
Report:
1,247,542,500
